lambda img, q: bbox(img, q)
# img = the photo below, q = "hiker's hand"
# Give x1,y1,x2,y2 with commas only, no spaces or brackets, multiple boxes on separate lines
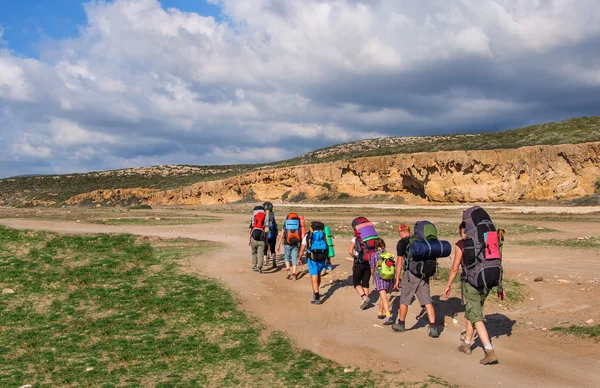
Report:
498,289,506,301
444,285,451,299
298,259,302,266
248,241,251,246
393,280,400,290
277,247,281,254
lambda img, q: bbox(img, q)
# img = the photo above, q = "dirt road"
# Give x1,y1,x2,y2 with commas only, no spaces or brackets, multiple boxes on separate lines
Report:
2,210,599,388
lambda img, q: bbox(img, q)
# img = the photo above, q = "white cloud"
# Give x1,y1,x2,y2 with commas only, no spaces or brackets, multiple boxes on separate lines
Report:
0,0,599,177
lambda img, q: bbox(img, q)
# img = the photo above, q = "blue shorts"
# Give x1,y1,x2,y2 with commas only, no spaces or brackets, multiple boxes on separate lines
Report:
308,258,326,276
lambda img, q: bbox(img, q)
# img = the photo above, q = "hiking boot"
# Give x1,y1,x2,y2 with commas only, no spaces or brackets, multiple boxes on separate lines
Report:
286,270,291,280
392,322,405,332
480,349,499,365
458,341,472,355
257,268,263,274
292,273,297,280
311,298,322,305
383,316,393,325
429,325,440,338
377,313,385,320
360,296,370,310
252,267,258,272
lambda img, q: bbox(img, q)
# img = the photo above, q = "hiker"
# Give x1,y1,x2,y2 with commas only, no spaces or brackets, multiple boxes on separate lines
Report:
276,212,302,280
299,221,329,305
443,208,506,365
350,217,380,310
392,224,440,338
263,202,278,269
370,238,394,325
248,206,267,273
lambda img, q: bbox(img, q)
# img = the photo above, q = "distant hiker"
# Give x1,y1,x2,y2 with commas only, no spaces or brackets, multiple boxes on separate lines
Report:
277,212,302,280
248,205,266,273
263,202,278,269
392,222,450,338
350,217,379,310
370,238,394,325
444,207,505,365
299,221,329,305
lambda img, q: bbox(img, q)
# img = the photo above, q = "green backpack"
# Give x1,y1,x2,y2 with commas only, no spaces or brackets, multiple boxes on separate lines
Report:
376,251,395,281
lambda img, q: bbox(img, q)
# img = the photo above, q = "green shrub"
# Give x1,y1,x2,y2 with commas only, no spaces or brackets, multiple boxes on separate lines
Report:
320,182,332,190
595,177,600,194
281,191,290,201
128,204,153,210
288,192,307,203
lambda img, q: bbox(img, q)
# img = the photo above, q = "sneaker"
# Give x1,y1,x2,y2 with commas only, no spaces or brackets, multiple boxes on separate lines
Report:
292,273,297,280
458,340,472,355
377,313,385,320
383,316,393,325
429,325,440,338
392,322,405,332
252,267,258,272
286,270,291,279
257,268,263,274
311,298,322,305
480,349,499,365
360,296,370,310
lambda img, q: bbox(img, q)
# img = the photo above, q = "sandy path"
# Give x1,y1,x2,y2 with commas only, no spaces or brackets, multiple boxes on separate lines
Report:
1,215,599,388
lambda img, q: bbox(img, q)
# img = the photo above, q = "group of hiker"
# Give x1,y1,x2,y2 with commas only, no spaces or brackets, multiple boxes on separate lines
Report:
248,202,505,365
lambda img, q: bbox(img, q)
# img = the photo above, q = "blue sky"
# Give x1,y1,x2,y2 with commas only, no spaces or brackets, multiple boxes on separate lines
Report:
1,0,599,177
0,0,221,57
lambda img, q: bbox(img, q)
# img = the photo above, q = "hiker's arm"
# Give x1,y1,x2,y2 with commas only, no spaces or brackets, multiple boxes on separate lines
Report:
393,256,403,290
348,242,354,257
248,228,251,246
276,230,283,252
298,245,306,260
444,245,462,299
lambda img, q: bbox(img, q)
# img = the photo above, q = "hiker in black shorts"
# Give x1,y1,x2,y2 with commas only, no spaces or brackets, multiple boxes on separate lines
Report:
349,236,372,310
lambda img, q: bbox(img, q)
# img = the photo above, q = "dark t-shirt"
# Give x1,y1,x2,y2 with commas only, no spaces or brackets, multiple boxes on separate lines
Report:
396,237,410,258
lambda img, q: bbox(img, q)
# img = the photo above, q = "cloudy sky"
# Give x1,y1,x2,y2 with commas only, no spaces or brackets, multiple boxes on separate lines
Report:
1,0,599,177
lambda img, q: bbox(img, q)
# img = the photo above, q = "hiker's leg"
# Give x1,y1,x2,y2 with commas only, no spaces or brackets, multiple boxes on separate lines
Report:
424,304,436,324
474,321,491,348
283,244,291,271
291,245,299,274
399,304,409,322
251,240,258,267
311,275,319,293
257,241,265,269
379,290,390,314
465,319,476,343
353,264,367,297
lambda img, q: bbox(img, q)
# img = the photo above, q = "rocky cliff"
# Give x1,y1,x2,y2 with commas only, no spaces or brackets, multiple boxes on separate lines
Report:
65,142,600,205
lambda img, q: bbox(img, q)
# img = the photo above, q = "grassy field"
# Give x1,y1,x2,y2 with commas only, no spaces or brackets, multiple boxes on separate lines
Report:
515,236,600,250
92,216,219,226
2,116,599,206
551,325,600,341
1,226,451,387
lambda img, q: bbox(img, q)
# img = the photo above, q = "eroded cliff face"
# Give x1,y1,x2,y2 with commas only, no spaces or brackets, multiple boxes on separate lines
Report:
65,142,600,205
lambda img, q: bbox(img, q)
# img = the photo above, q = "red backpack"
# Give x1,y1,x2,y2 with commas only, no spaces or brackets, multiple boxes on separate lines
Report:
283,212,302,245
251,206,266,241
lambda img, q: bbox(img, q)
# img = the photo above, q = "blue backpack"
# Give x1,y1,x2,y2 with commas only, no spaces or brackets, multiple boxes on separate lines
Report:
309,223,328,261
267,212,278,239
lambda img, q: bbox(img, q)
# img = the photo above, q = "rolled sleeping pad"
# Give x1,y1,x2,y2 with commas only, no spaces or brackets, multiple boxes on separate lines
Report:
299,216,306,238
356,222,379,242
324,225,335,258
264,209,271,234
410,239,452,261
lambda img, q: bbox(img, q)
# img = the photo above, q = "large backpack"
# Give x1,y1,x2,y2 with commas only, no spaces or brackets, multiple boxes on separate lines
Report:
308,221,328,261
462,206,503,293
283,213,302,245
267,211,278,240
263,201,274,211
352,217,379,264
250,206,266,241
405,221,451,278
375,251,395,281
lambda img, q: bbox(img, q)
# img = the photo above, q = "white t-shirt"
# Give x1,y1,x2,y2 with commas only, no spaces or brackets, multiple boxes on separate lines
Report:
302,234,308,247
351,237,359,256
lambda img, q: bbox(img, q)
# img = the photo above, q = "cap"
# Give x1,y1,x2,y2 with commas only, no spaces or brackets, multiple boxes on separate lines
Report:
398,223,410,233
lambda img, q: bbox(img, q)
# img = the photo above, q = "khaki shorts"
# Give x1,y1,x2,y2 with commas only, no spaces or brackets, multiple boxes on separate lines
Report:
463,282,489,323
399,271,432,306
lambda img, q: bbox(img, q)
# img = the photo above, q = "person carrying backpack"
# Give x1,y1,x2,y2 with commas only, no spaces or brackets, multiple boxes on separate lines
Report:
248,206,267,274
350,217,379,310
263,202,278,269
369,238,394,325
299,221,329,305
392,223,446,338
276,212,302,280
443,207,506,365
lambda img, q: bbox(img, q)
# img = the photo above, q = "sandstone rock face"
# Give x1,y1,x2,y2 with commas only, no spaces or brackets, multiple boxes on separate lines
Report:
65,142,600,205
